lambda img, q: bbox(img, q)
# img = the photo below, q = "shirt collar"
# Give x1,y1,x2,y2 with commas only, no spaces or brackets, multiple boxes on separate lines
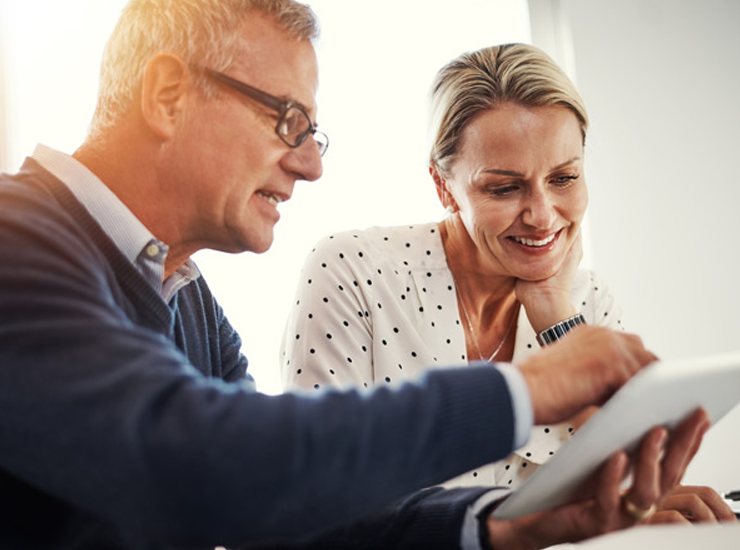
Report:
31,144,200,299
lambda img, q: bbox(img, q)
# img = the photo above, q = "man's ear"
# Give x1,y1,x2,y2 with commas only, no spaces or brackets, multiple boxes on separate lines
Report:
140,53,190,139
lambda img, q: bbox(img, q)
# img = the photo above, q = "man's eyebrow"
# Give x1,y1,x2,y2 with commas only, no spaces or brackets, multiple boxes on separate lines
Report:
281,94,306,110
284,96,319,123
482,157,582,177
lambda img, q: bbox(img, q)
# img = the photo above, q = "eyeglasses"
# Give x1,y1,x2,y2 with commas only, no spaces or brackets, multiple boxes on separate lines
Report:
197,67,329,157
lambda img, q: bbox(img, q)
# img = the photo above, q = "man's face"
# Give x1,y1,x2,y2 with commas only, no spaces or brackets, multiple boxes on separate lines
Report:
171,12,324,255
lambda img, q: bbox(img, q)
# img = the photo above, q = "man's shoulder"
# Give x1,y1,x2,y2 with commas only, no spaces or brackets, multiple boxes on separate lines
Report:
0,158,74,220
0,169,68,234
0,162,104,274
1,162,51,200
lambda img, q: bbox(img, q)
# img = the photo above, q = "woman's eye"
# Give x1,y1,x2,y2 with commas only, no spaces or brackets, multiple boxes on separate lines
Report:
553,175,579,186
488,185,519,197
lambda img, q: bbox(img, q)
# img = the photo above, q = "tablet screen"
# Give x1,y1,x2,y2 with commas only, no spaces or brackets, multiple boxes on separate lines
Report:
494,350,740,520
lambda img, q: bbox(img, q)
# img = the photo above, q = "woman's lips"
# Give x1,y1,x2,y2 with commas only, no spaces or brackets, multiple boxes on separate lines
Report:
510,233,556,247
507,229,561,249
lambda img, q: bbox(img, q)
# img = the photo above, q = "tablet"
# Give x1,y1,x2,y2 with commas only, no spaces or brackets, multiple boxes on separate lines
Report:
494,350,740,520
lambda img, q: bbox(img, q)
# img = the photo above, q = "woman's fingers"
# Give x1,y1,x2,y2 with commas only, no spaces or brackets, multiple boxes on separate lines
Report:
659,409,711,493
621,409,713,526
654,485,738,524
623,426,667,513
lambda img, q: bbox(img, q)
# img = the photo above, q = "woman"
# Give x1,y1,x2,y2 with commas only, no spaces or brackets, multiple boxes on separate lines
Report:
280,43,733,523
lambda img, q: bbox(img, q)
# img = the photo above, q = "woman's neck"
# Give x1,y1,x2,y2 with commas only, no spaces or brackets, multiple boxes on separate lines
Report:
439,217,516,311
438,217,520,362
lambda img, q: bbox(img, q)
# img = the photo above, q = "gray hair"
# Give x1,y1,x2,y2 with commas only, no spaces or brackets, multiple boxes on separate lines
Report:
429,43,588,176
89,0,319,136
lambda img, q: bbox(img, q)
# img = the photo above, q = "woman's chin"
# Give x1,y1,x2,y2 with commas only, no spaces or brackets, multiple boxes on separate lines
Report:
509,264,562,282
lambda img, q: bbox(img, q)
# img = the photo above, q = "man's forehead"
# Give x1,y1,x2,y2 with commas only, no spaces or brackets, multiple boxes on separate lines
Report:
232,15,319,113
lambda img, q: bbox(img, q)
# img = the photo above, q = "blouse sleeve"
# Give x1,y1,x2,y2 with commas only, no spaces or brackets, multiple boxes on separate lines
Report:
281,233,376,392
586,270,627,331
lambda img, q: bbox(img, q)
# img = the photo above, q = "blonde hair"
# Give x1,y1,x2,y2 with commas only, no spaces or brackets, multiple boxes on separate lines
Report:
89,0,319,136
429,43,588,175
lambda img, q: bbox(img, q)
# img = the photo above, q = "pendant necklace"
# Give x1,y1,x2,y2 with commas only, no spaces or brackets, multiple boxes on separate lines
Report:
455,286,517,362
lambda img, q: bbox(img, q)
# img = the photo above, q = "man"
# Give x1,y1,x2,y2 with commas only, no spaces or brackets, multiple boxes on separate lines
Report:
0,1,708,549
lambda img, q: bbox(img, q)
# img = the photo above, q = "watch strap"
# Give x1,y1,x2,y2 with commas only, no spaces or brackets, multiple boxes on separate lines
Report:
536,313,587,346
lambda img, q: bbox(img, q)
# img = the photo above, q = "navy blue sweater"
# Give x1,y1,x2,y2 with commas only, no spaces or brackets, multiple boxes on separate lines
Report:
0,159,515,549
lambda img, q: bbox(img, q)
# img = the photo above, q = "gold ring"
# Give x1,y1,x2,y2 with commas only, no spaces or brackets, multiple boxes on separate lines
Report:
623,499,657,521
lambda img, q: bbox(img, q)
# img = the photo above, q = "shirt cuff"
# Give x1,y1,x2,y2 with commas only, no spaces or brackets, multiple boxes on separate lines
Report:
460,488,512,550
495,362,533,449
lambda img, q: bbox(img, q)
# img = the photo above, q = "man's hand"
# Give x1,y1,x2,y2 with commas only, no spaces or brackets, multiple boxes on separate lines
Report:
485,409,712,550
517,326,657,425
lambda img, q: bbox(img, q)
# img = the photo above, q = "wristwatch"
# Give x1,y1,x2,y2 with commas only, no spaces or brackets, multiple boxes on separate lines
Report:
536,313,587,346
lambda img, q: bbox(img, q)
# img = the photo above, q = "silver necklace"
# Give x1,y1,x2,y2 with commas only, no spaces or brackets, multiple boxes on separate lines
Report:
455,286,517,362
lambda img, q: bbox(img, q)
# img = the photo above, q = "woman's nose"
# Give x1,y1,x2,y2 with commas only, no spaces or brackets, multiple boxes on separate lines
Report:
522,189,557,228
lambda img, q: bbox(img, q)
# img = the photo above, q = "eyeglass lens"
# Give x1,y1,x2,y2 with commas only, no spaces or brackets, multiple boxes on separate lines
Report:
279,106,328,156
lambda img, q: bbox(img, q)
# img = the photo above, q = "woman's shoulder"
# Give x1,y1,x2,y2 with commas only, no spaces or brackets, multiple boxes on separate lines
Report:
571,269,613,296
308,221,444,262
571,269,623,327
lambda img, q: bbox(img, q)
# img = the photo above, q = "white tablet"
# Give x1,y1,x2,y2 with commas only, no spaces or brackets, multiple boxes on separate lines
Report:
494,350,740,520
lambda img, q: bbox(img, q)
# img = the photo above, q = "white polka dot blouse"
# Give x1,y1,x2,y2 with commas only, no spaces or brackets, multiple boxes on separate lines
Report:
280,222,625,490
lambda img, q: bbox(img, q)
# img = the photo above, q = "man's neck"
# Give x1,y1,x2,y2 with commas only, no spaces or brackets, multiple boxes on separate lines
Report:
73,134,190,279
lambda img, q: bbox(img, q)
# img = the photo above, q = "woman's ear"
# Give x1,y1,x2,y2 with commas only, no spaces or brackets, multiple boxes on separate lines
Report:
140,53,190,139
430,163,458,212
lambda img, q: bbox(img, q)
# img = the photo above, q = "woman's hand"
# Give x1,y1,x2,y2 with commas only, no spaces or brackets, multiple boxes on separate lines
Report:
515,229,583,333
485,409,712,550
646,485,737,524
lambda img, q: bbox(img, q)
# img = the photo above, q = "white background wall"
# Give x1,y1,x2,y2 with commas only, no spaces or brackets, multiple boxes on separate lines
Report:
530,0,740,495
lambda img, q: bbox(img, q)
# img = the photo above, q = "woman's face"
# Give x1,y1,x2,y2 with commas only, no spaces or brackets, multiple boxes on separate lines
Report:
442,102,588,281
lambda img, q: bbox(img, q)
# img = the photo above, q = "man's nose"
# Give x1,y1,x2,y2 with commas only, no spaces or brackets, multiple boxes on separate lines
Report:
284,137,324,182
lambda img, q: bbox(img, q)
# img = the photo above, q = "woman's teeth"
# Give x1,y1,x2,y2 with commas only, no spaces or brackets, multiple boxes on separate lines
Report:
512,234,556,247
257,191,283,206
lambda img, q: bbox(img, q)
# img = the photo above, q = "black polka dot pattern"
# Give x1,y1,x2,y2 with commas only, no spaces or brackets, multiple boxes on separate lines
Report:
279,222,626,489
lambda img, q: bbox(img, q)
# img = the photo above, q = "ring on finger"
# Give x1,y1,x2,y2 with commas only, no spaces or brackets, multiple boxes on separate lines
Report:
623,499,657,521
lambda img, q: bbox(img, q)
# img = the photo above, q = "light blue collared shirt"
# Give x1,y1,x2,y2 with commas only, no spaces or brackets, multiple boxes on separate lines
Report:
32,144,199,302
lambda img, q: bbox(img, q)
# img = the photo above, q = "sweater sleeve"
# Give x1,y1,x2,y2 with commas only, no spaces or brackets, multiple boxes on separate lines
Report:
242,486,502,550
0,180,516,548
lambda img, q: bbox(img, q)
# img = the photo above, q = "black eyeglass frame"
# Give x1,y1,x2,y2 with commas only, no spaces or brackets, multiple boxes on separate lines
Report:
195,66,329,156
